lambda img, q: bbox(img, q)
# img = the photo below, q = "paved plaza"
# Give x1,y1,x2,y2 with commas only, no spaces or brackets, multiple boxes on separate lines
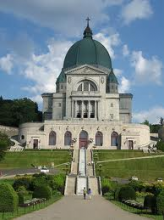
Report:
16,196,149,220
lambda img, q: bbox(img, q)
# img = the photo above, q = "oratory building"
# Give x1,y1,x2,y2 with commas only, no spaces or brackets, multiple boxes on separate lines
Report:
19,22,150,150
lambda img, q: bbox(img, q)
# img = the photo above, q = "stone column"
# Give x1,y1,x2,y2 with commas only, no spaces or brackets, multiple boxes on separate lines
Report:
74,101,76,118
95,101,97,119
88,101,90,118
81,101,83,118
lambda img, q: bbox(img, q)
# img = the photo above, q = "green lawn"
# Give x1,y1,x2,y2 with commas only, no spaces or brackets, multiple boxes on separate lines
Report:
94,150,163,160
94,150,164,181
0,150,71,170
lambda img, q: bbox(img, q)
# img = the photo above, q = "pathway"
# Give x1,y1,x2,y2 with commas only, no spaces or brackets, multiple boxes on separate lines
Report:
15,196,149,220
97,154,164,164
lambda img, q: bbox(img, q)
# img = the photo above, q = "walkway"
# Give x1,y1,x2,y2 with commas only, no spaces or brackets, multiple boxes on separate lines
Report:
15,196,149,220
97,154,164,164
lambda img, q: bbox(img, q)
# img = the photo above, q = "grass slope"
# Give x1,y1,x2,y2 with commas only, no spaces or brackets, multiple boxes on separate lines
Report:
94,150,164,181
0,150,71,170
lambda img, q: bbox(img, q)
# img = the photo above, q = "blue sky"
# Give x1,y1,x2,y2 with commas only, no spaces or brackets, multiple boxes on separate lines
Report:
0,0,163,123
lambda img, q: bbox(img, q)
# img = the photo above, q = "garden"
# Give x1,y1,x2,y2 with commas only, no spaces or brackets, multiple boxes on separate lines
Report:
102,178,164,219
0,173,66,219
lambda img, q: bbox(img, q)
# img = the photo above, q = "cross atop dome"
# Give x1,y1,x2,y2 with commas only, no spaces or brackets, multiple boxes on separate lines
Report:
86,17,90,26
83,17,92,38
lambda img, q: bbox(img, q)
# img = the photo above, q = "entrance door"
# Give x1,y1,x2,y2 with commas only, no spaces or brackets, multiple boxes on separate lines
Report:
33,139,38,149
79,131,88,149
128,140,133,150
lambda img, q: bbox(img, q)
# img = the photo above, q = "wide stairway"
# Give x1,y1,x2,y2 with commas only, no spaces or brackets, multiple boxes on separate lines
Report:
64,148,100,196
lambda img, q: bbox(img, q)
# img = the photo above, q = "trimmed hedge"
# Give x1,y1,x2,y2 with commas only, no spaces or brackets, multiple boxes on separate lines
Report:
0,183,18,212
33,185,52,200
144,195,154,210
118,186,136,202
13,177,32,190
156,189,164,214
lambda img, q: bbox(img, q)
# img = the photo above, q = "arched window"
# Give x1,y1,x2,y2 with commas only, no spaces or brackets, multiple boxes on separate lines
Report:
49,131,56,145
64,131,72,146
77,80,97,92
95,131,103,146
111,131,118,146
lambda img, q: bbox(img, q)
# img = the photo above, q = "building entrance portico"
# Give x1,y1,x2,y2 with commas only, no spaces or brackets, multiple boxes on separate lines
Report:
79,130,88,148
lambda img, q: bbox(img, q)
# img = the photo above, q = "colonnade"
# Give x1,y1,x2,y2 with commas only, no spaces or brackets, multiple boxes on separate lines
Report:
72,100,98,119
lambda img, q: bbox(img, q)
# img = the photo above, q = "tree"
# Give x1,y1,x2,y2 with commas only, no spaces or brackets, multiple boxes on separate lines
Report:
0,132,10,161
160,117,164,126
0,183,18,212
0,97,42,127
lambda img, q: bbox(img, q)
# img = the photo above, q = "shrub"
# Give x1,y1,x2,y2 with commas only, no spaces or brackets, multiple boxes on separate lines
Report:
53,174,65,194
33,185,52,200
118,186,136,202
156,189,164,214
144,195,154,209
101,179,118,196
114,187,121,201
0,183,18,212
13,177,32,190
18,193,24,205
156,140,164,152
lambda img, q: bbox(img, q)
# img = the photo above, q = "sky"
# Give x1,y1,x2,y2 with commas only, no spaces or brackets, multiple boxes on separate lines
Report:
0,0,163,124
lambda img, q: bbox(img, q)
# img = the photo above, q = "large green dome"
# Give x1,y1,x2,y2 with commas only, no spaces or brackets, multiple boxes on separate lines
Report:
56,23,112,84
63,24,112,70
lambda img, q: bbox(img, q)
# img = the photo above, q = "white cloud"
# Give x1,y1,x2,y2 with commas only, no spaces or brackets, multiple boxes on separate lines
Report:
133,106,164,124
119,76,131,93
94,33,121,58
0,0,123,36
21,39,72,96
131,51,163,85
0,54,13,74
114,68,131,93
121,0,153,24
122,44,130,57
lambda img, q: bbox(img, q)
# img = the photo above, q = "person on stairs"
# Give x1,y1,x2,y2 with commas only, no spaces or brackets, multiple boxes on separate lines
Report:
83,187,87,199
88,188,92,199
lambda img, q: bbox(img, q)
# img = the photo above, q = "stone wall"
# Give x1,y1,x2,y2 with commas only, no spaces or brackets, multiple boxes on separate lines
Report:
0,125,18,137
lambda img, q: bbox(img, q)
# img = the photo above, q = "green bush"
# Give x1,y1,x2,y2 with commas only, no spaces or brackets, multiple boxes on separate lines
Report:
0,183,18,212
18,193,24,205
13,177,32,190
114,187,121,201
53,174,65,194
156,189,164,214
118,186,136,202
156,140,164,152
101,179,118,196
144,195,154,210
33,185,52,200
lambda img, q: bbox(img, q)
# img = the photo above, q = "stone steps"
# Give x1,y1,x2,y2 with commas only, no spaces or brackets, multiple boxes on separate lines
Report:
88,177,99,195
64,176,76,195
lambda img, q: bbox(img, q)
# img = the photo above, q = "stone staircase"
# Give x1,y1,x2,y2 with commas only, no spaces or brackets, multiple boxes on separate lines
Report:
86,149,94,176
64,175,76,195
88,176,99,195
71,149,79,175
64,149,100,196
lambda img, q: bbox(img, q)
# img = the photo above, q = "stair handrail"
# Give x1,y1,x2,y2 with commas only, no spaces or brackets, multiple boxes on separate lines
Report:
97,176,102,195
91,149,96,176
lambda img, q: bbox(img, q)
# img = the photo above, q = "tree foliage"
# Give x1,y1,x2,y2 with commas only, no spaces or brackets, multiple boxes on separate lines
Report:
156,140,164,152
0,183,18,212
0,97,42,127
142,120,161,133
118,186,136,202
33,185,52,200
0,132,11,161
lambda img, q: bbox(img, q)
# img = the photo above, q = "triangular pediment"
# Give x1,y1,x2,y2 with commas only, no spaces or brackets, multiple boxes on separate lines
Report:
65,64,109,76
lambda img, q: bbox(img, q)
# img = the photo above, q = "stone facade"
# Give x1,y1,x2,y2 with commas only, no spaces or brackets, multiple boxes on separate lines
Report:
18,25,150,150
